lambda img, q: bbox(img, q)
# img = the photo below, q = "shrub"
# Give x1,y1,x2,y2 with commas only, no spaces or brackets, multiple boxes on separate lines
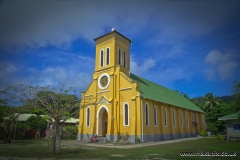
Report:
214,135,225,142
200,130,207,137
207,123,218,135
61,126,78,140
135,136,140,142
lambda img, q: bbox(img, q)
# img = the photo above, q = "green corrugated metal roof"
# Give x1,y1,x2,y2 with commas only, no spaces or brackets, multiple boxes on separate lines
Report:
64,117,79,123
218,111,240,120
130,73,204,113
15,113,79,123
15,113,36,121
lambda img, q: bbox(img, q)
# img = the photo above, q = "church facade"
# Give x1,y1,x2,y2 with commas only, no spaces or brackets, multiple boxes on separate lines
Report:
78,30,206,143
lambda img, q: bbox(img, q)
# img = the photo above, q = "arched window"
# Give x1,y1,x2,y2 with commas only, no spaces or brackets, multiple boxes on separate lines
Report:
123,103,129,126
100,50,104,67
172,109,176,127
118,48,122,65
196,114,199,123
180,111,183,127
123,51,126,67
106,48,110,65
164,107,167,127
192,113,194,128
154,105,157,127
186,111,189,127
86,107,90,126
145,103,149,126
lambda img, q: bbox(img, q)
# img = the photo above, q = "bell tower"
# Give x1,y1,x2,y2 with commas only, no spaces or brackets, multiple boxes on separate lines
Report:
94,29,132,75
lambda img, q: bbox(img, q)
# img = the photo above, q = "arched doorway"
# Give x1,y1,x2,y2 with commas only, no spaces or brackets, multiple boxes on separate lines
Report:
97,106,108,137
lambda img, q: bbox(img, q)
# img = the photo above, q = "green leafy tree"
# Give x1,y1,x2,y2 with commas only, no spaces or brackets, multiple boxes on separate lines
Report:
1,84,79,153
237,112,240,123
26,115,47,138
203,92,219,111
15,122,30,140
207,123,218,135
232,81,240,112
0,105,20,143
205,104,225,132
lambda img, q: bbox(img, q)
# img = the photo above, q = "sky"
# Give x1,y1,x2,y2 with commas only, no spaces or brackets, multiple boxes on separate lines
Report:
0,0,240,98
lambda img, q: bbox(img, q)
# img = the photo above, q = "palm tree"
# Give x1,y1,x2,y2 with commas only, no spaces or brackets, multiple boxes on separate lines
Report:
203,92,219,111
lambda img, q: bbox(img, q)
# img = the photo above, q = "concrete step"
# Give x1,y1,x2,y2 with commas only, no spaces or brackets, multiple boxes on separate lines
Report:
97,136,109,143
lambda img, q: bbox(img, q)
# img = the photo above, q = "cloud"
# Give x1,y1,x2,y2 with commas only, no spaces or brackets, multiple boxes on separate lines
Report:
0,0,155,50
204,68,216,81
0,51,94,92
0,62,18,77
146,1,240,45
33,66,92,90
1,0,239,50
204,50,224,65
204,50,239,80
130,57,156,75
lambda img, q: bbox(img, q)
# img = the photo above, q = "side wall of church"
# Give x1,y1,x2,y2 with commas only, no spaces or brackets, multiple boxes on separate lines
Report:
138,98,206,142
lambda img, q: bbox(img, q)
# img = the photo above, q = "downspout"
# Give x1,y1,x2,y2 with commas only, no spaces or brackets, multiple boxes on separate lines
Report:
141,98,144,142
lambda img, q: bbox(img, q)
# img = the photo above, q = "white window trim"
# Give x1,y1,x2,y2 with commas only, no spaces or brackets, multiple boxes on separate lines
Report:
100,49,104,67
86,107,90,127
154,105,157,127
98,73,110,90
105,47,110,66
164,107,167,127
123,102,129,126
172,109,176,127
145,102,149,126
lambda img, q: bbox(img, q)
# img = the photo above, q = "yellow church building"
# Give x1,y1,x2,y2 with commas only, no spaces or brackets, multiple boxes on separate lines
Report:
78,29,206,143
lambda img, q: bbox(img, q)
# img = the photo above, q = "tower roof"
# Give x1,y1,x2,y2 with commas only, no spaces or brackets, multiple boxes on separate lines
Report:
93,29,132,43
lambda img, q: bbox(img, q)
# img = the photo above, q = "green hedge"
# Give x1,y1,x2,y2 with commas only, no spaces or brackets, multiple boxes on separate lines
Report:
207,123,218,135
61,126,78,140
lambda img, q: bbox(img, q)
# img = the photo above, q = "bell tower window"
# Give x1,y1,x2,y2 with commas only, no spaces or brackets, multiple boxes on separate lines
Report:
106,48,110,65
123,51,126,67
118,48,122,65
100,49,104,67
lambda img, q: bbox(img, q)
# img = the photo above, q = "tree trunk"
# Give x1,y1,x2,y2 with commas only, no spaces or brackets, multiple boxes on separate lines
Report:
37,128,40,139
51,121,59,154
3,124,13,143
3,130,11,143
52,132,56,154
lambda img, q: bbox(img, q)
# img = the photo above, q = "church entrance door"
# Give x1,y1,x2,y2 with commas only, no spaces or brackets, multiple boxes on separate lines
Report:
97,106,108,137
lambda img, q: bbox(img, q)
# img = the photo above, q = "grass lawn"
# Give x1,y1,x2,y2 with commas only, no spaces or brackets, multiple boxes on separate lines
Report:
0,138,239,159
